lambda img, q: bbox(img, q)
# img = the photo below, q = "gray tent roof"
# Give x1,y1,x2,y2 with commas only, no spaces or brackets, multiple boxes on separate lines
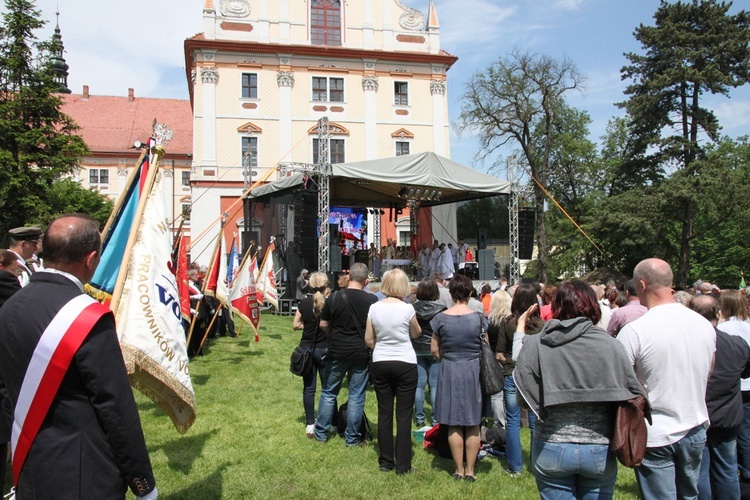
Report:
247,152,510,207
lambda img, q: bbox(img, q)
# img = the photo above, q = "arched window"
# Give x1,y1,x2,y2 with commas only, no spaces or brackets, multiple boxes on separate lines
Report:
311,0,341,46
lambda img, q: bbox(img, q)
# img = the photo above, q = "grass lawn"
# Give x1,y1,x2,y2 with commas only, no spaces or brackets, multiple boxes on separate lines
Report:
130,312,641,499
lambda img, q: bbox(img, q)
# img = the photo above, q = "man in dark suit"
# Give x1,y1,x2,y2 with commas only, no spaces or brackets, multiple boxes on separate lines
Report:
0,214,156,499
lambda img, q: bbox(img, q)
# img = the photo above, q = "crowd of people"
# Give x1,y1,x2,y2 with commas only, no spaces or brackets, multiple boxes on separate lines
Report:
292,258,750,499
4,214,750,498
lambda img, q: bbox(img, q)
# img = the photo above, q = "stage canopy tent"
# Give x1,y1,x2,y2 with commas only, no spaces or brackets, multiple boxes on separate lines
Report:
246,151,511,207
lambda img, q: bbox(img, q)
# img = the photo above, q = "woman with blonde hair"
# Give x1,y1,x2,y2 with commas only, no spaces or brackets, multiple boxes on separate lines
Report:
365,268,421,474
293,271,330,438
485,289,512,427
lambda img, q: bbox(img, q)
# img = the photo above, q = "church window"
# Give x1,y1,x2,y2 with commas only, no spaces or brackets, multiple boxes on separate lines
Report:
311,0,341,46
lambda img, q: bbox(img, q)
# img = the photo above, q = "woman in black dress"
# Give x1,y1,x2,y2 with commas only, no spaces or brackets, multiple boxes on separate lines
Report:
292,271,330,437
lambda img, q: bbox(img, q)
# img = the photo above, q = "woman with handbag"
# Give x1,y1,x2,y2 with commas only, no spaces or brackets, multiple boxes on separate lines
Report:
430,273,488,482
292,272,330,438
364,269,421,475
514,280,646,499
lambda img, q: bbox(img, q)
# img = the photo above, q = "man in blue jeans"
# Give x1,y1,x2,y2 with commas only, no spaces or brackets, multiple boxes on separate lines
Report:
314,263,377,446
619,259,716,498
690,294,750,500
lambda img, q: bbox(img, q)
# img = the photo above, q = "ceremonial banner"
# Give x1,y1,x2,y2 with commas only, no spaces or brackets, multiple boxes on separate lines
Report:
115,168,196,433
256,241,278,310
88,153,149,301
229,253,259,332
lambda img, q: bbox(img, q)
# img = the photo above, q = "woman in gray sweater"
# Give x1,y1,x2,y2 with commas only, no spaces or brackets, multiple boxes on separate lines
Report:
514,280,646,500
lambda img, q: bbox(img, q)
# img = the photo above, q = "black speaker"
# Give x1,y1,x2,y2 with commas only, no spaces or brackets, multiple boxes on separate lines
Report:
354,249,368,265
477,229,487,250
329,223,339,240
293,191,318,272
518,208,536,260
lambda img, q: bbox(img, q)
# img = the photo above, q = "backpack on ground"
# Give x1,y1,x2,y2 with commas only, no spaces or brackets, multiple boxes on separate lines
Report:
336,400,373,442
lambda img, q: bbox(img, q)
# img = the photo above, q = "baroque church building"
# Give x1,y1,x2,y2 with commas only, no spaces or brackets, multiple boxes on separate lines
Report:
186,0,458,265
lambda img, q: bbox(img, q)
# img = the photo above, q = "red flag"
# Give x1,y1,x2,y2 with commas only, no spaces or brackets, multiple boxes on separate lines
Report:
229,252,260,333
203,233,229,305
176,236,191,321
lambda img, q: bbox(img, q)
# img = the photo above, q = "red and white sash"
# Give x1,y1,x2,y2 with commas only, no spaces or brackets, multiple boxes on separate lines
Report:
10,294,111,485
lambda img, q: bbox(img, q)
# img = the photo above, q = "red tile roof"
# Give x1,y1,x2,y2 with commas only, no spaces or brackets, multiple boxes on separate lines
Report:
60,93,193,156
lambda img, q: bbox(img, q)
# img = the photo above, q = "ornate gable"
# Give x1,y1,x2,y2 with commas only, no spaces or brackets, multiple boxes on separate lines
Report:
308,122,349,136
237,121,262,133
391,128,414,139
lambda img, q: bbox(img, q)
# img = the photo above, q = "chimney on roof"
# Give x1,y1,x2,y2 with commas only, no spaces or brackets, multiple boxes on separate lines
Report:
128,88,134,102
82,85,89,100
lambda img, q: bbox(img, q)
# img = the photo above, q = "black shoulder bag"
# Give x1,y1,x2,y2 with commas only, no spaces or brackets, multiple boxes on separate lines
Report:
290,301,319,377
478,312,504,395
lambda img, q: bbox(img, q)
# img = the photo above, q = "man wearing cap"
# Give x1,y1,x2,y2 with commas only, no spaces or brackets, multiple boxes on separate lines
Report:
7,226,41,287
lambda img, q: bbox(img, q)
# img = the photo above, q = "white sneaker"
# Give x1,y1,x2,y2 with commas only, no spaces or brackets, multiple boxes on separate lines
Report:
306,424,315,438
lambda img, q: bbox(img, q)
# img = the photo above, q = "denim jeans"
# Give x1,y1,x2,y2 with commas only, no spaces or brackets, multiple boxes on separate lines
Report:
415,356,440,425
531,439,617,499
698,433,740,500
737,399,750,480
301,347,328,425
313,358,370,445
505,373,534,473
636,425,707,499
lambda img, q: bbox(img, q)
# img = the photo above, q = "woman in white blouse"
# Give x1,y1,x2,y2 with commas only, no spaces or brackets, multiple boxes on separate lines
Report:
365,269,421,475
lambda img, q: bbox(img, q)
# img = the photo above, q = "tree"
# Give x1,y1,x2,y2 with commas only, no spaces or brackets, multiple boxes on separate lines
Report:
0,0,89,235
45,178,113,228
538,104,604,279
689,136,750,287
458,49,584,283
619,0,750,287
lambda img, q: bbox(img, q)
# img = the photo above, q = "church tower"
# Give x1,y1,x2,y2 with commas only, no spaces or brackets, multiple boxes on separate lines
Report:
49,11,71,94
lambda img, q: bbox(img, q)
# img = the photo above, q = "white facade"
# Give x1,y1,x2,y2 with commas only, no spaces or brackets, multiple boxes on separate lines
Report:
187,0,456,265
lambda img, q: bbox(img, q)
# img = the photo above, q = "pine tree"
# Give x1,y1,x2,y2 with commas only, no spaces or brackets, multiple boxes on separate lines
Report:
619,0,750,288
0,0,89,234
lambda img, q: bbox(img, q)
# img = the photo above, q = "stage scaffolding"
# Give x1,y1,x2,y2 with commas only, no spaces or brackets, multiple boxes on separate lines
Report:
275,117,333,273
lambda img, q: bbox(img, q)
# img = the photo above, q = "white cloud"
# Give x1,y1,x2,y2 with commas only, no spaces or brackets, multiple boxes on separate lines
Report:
34,0,202,98
711,99,750,133
552,0,587,11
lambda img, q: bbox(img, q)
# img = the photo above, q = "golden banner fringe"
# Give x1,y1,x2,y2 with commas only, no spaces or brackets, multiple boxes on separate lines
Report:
84,284,113,304
121,344,196,434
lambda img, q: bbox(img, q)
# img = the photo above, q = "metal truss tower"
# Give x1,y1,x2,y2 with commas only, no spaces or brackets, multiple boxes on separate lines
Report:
508,155,521,285
317,117,331,273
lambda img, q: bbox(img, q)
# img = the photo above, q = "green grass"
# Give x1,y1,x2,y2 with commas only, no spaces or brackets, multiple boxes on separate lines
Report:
129,312,641,499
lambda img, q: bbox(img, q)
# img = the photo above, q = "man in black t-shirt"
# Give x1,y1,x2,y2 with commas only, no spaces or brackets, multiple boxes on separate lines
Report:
313,263,377,446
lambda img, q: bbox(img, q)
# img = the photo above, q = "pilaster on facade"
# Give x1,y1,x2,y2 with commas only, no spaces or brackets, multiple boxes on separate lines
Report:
279,0,290,43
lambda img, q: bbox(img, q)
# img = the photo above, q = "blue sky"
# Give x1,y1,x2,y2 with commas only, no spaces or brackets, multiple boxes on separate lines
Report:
33,0,750,176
